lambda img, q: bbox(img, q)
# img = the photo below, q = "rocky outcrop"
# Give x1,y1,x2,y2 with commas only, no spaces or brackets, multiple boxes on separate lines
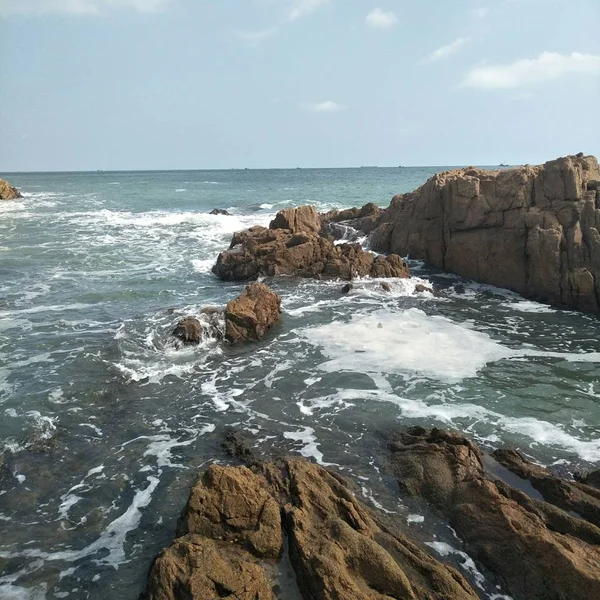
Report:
370,154,600,311
213,205,409,281
321,202,384,237
0,178,22,200
171,284,280,345
209,208,231,215
225,282,281,344
144,456,478,600
387,427,600,600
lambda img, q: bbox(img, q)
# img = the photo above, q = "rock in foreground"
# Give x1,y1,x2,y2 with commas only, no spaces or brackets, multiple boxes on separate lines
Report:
144,457,478,600
371,154,600,312
388,427,600,600
212,205,409,281
0,177,22,200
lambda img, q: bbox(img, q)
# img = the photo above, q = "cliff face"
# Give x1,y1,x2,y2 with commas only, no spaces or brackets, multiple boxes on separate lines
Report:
370,154,600,312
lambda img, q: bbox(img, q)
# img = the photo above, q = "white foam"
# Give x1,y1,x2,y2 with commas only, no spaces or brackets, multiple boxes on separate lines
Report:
426,541,486,590
407,514,425,523
502,300,556,313
299,309,512,383
283,426,334,466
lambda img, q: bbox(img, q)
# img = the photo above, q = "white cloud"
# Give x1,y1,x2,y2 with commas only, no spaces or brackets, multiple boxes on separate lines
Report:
288,0,329,21
302,100,346,112
463,51,600,89
0,0,171,14
424,37,468,62
366,8,398,28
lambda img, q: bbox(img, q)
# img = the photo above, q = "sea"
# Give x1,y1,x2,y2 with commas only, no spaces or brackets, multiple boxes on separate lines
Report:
1,167,599,600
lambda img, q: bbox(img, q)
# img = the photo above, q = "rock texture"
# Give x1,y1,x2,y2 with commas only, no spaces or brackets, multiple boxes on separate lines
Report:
225,282,281,344
388,427,600,600
370,154,600,311
212,205,409,281
0,178,22,200
144,456,478,600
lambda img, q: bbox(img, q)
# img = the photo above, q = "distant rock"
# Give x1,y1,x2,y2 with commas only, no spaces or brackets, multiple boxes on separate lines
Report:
225,282,281,344
387,427,600,600
143,455,479,600
370,154,600,312
213,205,409,282
0,178,22,200
209,208,230,215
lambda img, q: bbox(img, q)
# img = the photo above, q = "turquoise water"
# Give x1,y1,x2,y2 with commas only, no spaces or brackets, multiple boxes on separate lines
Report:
1,168,599,599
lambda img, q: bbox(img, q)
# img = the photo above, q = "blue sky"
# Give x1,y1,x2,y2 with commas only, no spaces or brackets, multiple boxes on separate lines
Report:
1,0,599,170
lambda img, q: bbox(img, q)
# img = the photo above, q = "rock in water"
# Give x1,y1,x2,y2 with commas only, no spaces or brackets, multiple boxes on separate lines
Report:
172,317,203,344
209,208,230,215
370,154,600,312
213,205,409,281
0,178,23,200
387,427,600,600
225,283,281,343
143,457,479,600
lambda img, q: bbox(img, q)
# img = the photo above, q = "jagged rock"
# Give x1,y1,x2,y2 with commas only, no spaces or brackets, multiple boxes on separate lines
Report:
213,206,410,282
387,427,600,600
341,283,353,294
209,208,230,215
225,283,281,344
380,282,391,292
143,535,276,600
145,456,478,600
0,178,22,200
370,154,600,312
575,468,600,489
172,308,225,345
321,202,384,238
172,317,203,344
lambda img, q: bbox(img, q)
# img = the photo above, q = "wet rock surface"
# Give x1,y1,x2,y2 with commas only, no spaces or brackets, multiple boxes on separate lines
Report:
209,208,231,215
0,177,22,200
387,427,600,600
212,205,409,281
144,452,479,600
370,154,600,312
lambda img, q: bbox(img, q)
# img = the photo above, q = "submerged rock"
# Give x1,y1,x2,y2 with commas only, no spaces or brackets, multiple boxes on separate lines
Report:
387,427,600,600
225,282,281,344
370,154,600,312
172,317,203,345
209,208,231,215
0,177,22,200
414,283,433,294
213,206,409,282
144,456,478,600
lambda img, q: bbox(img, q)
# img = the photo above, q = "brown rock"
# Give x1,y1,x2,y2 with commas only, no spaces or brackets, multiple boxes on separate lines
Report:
270,205,321,234
370,154,600,312
172,309,224,345
0,178,22,200
178,464,282,559
415,283,433,294
225,283,281,343
143,535,276,600
172,317,203,344
380,282,391,292
388,427,600,600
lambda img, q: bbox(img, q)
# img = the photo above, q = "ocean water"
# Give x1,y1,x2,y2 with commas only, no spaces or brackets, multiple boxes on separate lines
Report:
1,168,599,599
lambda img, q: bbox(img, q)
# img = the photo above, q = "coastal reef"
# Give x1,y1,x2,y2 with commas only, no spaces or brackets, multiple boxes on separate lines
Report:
0,177,22,200
212,205,409,281
370,154,600,312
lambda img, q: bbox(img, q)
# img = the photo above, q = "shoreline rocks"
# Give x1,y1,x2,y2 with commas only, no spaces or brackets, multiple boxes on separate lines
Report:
370,154,600,312
212,205,410,282
0,177,22,200
172,283,281,345
387,427,600,600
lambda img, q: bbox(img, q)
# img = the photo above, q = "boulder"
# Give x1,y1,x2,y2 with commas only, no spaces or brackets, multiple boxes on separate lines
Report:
225,282,281,344
209,208,230,215
172,317,203,344
144,455,478,600
370,154,600,312
414,283,433,294
387,427,600,600
213,206,410,282
0,178,22,200
172,308,225,345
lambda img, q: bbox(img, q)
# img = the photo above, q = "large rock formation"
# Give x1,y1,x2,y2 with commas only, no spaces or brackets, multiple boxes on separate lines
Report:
171,284,280,345
0,177,22,200
144,457,479,600
213,205,410,281
370,154,600,311
387,427,600,600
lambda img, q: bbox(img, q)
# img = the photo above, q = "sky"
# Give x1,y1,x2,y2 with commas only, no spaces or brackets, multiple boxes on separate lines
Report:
0,0,599,171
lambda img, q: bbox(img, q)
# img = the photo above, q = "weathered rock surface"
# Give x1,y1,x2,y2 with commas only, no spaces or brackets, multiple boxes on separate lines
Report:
209,208,231,215
225,282,281,344
0,178,22,200
370,154,600,311
144,455,478,600
213,205,409,281
388,427,600,600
